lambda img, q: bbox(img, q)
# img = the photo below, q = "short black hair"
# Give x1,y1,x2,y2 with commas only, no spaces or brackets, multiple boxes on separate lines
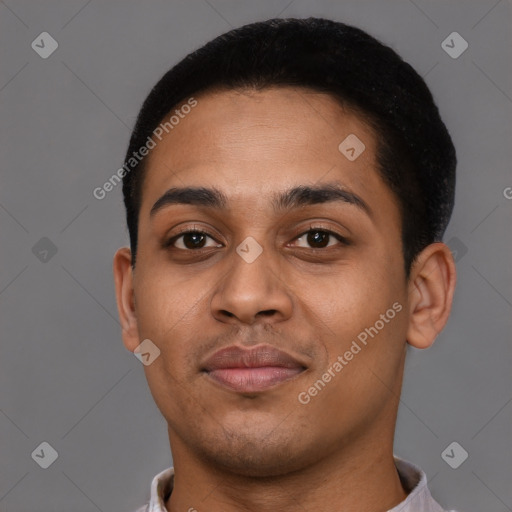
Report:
122,17,456,275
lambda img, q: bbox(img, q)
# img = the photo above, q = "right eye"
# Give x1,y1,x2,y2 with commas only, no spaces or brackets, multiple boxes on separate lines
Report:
165,229,223,251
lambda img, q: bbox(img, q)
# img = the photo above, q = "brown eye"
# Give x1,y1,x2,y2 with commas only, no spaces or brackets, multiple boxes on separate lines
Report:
181,232,207,249
306,230,330,248
293,229,348,249
166,230,222,250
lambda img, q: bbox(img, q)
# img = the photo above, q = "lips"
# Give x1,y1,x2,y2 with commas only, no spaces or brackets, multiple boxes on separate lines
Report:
202,345,306,393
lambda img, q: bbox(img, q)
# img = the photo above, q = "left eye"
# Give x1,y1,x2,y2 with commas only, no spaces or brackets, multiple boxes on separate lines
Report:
292,229,346,249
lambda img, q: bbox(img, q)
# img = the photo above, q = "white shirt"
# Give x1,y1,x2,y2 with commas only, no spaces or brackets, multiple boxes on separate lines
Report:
135,455,458,512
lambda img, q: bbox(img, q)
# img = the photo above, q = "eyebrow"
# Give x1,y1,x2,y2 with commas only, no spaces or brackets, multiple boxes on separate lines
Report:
149,182,371,218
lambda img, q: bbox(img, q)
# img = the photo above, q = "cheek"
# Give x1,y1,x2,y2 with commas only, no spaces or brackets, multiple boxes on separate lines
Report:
134,270,208,362
297,300,407,437
302,257,407,379
304,259,403,334
135,271,211,419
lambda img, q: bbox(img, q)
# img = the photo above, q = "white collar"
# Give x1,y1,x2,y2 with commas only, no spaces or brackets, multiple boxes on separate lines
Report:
139,455,454,512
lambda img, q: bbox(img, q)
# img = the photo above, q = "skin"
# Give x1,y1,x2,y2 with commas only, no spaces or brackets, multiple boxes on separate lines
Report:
113,86,456,512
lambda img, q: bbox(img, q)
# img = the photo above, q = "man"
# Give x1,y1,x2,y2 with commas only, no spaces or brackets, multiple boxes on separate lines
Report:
113,17,459,512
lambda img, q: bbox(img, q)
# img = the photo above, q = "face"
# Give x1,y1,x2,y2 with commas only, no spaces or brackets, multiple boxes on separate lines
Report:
119,87,412,476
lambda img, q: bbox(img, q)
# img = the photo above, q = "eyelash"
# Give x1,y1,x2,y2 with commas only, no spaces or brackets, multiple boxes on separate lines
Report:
164,226,350,251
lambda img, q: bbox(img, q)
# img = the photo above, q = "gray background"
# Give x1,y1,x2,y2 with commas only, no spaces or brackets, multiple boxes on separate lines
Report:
1,0,511,511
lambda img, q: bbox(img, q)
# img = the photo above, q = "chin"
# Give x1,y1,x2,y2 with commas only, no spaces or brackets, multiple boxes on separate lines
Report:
195,430,317,478
210,450,308,478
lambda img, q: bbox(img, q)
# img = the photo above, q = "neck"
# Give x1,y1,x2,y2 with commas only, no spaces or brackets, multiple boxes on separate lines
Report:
165,427,408,512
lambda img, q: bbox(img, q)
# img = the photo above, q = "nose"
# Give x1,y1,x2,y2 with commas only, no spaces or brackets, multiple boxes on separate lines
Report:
210,240,293,326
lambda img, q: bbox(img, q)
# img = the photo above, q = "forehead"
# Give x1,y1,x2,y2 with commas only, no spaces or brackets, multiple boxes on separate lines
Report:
139,86,389,215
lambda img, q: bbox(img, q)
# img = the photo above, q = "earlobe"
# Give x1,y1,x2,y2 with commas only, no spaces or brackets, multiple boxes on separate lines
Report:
406,242,456,349
113,247,140,352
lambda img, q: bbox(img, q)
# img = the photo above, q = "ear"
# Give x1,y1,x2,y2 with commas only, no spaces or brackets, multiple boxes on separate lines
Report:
406,242,456,349
113,247,140,352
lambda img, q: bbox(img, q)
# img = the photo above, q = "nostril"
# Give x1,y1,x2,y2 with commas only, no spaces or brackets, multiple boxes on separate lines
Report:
259,310,277,317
